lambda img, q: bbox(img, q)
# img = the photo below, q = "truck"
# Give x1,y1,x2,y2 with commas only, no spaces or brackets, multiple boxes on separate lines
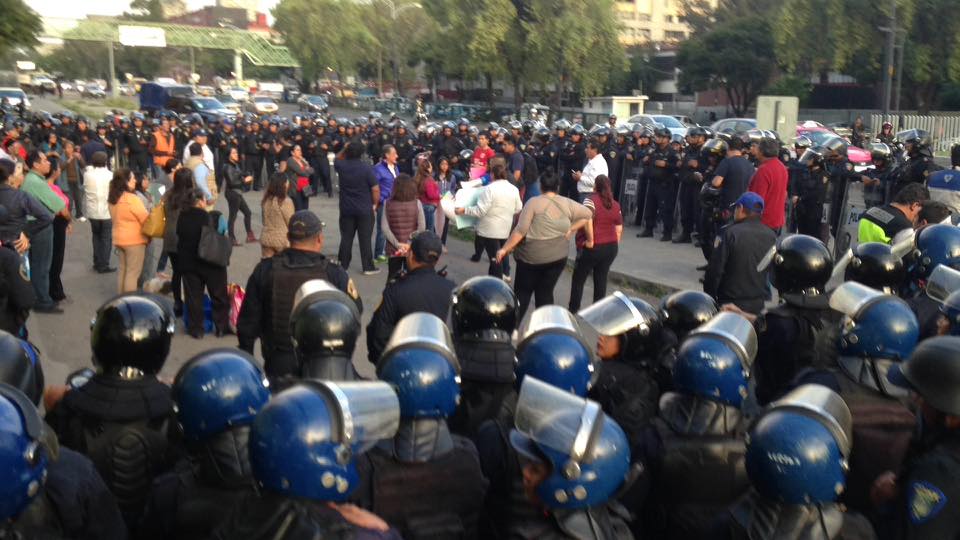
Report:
139,81,194,113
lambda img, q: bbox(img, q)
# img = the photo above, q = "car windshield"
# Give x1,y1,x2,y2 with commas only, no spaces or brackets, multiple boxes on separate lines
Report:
805,131,840,146
193,98,226,111
0,90,23,98
255,97,274,103
308,96,325,103
652,116,684,128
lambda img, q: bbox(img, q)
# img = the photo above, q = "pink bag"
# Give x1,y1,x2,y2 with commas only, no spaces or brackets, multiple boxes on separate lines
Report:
228,283,245,334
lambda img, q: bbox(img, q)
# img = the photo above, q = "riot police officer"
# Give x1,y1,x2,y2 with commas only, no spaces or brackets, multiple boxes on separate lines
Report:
643,312,755,539
674,127,707,243
824,137,866,237
140,348,271,540
716,385,875,539
289,279,362,382
893,129,940,193
126,112,152,176
656,289,720,389
560,124,586,199
241,120,263,189
732,234,833,405
880,336,960,539
508,377,636,539
903,225,960,335
638,127,681,241
354,313,487,539
448,276,519,438
212,381,402,539
579,292,662,449
45,293,177,529
0,332,127,539
863,142,896,208
837,241,908,294
698,137,728,258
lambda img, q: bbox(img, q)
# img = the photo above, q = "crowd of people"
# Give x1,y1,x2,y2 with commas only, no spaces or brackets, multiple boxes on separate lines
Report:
0,100,959,539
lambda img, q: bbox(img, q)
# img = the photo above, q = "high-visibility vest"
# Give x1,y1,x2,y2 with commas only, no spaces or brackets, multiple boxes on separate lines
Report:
152,130,176,167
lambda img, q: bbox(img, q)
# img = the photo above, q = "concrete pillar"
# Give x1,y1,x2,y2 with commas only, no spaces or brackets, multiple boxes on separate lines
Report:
107,41,118,98
234,52,243,83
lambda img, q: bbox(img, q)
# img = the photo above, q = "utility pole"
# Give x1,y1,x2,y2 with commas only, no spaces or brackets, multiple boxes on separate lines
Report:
894,32,906,114
107,41,117,98
880,0,896,116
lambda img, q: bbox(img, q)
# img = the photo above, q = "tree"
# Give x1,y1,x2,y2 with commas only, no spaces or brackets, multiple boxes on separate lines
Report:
606,45,665,97
900,0,960,112
0,0,42,56
677,16,775,116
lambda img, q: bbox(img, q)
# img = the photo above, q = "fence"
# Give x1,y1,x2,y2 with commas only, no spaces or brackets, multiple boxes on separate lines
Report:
870,114,960,153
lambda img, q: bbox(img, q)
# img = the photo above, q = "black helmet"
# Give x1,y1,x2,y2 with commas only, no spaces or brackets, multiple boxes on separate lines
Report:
844,242,906,294
799,146,827,168
508,120,522,131
765,235,833,296
290,281,362,360
459,149,474,163
570,124,585,136
822,136,848,158
458,117,470,127
579,292,663,361
0,332,43,406
744,128,765,146
594,126,611,138
451,276,519,338
888,336,960,416
536,127,550,140
687,126,708,139
701,138,728,159
615,125,630,138
897,129,932,156
630,123,644,135
442,121,456,131
793,136,813,149
90,294,175,376
659,290,719,338
653,127,672,139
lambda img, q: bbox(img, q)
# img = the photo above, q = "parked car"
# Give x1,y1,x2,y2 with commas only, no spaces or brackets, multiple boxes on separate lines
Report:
217,94,242,114
82,85,106,99
0,88,29,110
30,76,56,93
245,95,279,114
672,115,698,128
626,114,661,127
709,117,758,133
226,87,249,102
796,122,871,165
139,82,195,113
650,114,689,137
298,94,329,113
166,95,233,124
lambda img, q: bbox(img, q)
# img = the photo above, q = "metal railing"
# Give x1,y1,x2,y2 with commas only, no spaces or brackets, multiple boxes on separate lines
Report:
871,114,960,153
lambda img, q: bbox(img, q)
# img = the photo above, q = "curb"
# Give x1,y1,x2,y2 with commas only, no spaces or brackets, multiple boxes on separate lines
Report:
564,256,680,299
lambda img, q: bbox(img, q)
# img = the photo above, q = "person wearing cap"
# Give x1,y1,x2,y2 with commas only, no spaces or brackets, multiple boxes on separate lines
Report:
182,128,215,174
747,138,788,233
238,209,362,381
366,230,455,365
703,191,776,315
874,336,960,539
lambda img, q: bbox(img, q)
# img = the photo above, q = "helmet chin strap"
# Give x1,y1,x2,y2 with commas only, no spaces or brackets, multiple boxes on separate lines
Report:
392,418,453,463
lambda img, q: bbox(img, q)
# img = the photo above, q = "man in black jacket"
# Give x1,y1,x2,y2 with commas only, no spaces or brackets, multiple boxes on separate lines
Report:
704,192,777,315
366,231,455,365
237,210,362,382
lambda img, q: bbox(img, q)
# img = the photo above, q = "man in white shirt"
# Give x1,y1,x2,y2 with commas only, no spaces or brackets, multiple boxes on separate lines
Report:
456,172,522,280
182,129,215,173
82,151,115,273
573,140,608,203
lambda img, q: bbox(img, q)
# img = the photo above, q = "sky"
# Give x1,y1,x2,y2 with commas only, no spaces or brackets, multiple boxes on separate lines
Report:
25,0,280,22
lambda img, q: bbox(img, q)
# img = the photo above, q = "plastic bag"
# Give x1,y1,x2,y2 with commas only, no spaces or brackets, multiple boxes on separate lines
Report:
228,283,245,334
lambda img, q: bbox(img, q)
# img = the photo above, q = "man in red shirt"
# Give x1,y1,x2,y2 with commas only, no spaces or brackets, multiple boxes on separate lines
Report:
747,138,788,232
472,132,496,173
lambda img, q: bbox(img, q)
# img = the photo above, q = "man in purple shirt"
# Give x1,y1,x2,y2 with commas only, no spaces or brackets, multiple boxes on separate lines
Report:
372,145,399,262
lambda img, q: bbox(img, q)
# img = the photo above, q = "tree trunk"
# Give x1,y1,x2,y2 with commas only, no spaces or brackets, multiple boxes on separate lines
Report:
513,77,523,115
486,73,495,109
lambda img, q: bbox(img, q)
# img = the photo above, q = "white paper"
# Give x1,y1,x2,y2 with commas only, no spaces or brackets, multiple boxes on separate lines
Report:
439,187,484,229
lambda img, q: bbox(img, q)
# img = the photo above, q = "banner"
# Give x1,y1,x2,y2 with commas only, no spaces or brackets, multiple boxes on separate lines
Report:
119,26,167,48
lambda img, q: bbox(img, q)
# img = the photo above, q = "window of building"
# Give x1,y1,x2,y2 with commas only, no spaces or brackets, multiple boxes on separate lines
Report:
637,13,651,21
665,30,686,41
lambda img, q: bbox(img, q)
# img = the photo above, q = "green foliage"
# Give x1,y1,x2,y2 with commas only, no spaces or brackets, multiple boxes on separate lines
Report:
606,45,664,96
0,0,42,55
764,75,813,106
677,16,774,116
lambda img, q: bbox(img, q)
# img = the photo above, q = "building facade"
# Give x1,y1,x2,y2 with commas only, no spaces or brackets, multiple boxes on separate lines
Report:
615,0,717,46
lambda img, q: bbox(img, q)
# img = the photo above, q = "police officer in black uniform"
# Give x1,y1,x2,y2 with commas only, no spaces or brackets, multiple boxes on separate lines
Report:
126,112,152,177
44,293,178,529
892,129,940,194
881,336,960,540
393,121,417,175
237,210,361,382
139,348,270,540
638,127,681,241
655,289,719,390
674,127,707,243
824,137,864,238
560,124,587,199
241,120,263,190
366,231,455,364
355,313,488,539
642,313,755,540
0,331,127,540
289,279,362,382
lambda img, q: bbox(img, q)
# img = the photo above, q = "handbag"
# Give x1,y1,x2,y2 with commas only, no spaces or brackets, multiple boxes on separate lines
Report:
198,221,233,268
297,176,314,197
141,203,166,238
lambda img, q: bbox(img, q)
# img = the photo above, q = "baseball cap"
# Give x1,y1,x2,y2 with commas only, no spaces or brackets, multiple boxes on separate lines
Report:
287,210,324,240
732,191,764,213
194,129,208,137
410,230,442,264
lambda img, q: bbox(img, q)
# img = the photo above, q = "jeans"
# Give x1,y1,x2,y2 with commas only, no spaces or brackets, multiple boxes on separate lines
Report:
67,181,83,218
515,257,567,322
479,235,509,278
423,204,436,233
89,219,113,271
28,225,54,308
338,210,376,271
140,240,159,284
523,181,541,202
569,243,618,312
374,204,386,258
225,189,253,240
49,217,68,301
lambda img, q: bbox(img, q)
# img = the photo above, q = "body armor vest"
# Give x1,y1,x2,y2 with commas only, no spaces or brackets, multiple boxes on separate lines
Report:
270,257,329,354
511,504,635,540
728,491,854,540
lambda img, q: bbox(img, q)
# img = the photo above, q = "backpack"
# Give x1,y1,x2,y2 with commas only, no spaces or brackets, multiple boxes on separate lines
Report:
521,152,539,187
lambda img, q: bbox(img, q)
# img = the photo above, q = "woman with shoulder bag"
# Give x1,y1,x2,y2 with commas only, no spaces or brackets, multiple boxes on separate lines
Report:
162,168,197,316
568,175,623,312
108,168,148,293
286,144,314,211
176,188,230,339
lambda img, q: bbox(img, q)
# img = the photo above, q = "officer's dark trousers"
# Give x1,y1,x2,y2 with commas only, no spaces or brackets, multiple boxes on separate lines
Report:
634,176,649,226
168,253,183,313
182,265,229,337
28,224,54,308
338,210,376,272
677,181,698,234
569,243,618,312
699,212,719,261
515,257,566,322
130,153,150,177
643,179,676,234
225,189,252,241
244,154,262,190
796,202,823,239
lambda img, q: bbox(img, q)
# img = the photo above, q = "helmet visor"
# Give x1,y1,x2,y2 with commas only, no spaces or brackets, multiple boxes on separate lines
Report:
926,264,960,303
521,305,581,341
381,312,457,369
318,381,399,454
578,292,647,337
829,281,886,318
513,377,604,463
688,312,758,367
829,248,854,285
891,231,916,259
767,384,852,456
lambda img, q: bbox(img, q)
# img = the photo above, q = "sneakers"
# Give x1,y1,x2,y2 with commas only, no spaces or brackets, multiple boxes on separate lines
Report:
375,255,388,264
363,267,382,276
502,275,512,283
77,216,87,223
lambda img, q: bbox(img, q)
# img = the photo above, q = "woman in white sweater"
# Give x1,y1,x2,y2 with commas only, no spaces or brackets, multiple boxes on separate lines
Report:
82,151,115,273
456,162,522,279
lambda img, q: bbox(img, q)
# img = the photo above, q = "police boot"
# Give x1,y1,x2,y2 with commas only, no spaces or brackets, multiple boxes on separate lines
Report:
673,231,692,244
637,228,654,238
660,232,673,242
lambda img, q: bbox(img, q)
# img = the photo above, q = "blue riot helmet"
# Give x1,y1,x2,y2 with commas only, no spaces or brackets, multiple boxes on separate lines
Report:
830,282,919,397
290,280,362,380
924,264,960,335
377,312,460,418
172,348,270,443
910,224,960,280
509,377,631,510
250,381,399,502
516,305,594,396
0,384,47,522
659,290,719,338
745,385,852,504
579,291,663,361
0,331,43,406
673,312,758,407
